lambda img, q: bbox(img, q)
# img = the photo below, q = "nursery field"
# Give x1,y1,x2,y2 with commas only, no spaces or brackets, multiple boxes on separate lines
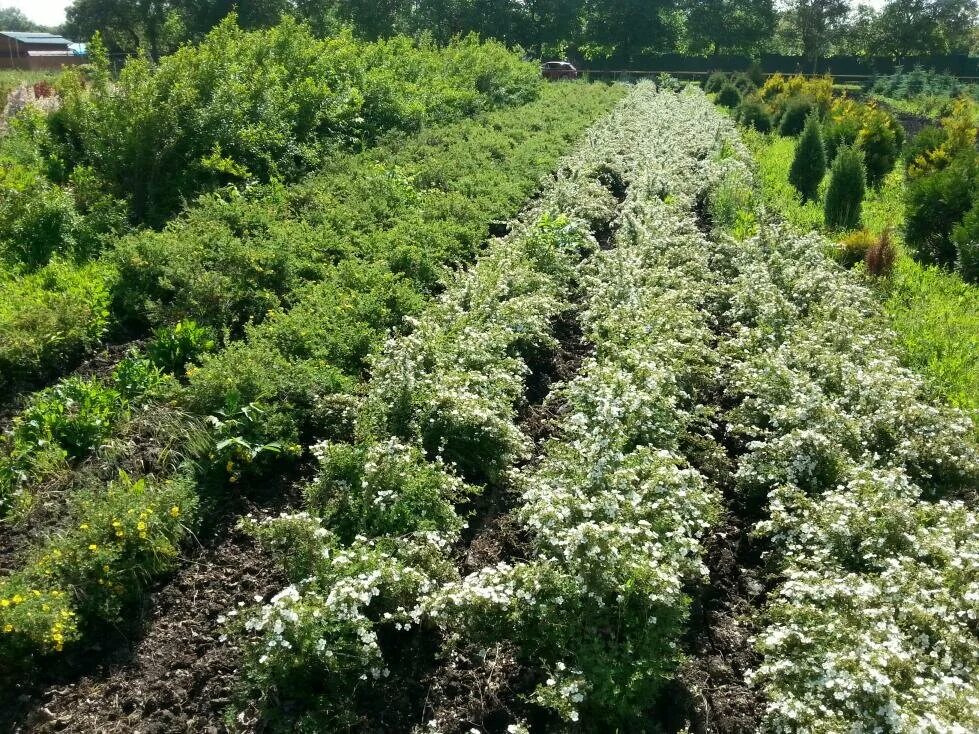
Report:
1,23,978,734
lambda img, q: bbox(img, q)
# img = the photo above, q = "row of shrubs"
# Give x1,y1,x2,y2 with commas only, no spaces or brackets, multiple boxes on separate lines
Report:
232,83,657,731
0,75,609,400
870,65,978,102
0,84,624,666
0,17,542,277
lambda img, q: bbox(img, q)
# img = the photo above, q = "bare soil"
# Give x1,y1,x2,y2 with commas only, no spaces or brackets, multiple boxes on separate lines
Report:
6,525,285,734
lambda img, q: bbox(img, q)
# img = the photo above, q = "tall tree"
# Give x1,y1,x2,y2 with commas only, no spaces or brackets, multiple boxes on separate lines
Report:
685,0,777,55
873,0,978,56
65,0,184,58
581,0,681,60
0,6,46,31
783,0,850,66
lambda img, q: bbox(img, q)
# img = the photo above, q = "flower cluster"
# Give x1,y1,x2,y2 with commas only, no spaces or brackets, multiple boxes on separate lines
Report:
422,85,748,726
715,219,979,727
234,83,673,726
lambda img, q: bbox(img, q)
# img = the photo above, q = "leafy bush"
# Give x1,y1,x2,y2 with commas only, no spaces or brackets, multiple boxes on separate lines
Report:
147,320,216,375
824,145,866,230
736,98,773,133
0,111,130,272
779,96,815,136
952,199,979,283
18,378,123,460
0,260,115,396
717,83,742,108
704,71,728,94
305,440,474,543
51,18,540,226
0,470,199,664
789,114,826,202
186,262,423,453
904,149,979,267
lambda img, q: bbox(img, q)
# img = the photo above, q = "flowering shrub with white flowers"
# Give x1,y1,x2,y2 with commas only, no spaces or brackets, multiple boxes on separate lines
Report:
422,87,747,727
233,83,687,728
231,82,979,731
716,225,979,732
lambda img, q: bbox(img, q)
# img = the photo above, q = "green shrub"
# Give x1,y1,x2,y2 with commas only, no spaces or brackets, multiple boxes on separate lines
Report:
731,72,756,94
857,107,903,187
304,441,474,543
147,320,216,375
903,125,946,173
51,18,540,226
953,199,979,283
0,260,115,396
0,112,129,272
789,114,826,202
717,83,742,108
111,351,169,399
905,150,979,267
824,145,866,230
108,187,321,333
836,229,876,268
779,96,815,136
0,375,131,516
705,72,728,94
17,377,123,460
737,98,773,133
186,262,423,453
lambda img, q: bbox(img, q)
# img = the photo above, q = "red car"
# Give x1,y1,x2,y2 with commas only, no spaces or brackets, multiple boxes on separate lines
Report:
542,61,579,80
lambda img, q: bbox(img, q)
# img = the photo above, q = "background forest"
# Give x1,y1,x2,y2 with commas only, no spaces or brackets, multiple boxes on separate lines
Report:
2,0,977,64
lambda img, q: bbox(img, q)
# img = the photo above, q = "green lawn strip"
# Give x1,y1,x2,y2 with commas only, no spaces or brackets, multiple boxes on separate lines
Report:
745,128,979,421
0,82,625,667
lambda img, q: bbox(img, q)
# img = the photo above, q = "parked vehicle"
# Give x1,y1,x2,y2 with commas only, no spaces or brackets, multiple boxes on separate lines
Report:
542,60,579,80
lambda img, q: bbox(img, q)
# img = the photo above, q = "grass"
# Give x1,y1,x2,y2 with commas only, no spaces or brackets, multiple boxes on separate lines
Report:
745,127,979,422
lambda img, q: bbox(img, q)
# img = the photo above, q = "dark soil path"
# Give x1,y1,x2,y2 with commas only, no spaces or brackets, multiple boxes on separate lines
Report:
7,525,284,734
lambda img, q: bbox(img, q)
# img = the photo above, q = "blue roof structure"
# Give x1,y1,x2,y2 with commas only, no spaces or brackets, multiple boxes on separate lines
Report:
0,32,74,46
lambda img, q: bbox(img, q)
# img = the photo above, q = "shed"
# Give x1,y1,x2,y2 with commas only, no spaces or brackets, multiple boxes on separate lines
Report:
0,31,85,70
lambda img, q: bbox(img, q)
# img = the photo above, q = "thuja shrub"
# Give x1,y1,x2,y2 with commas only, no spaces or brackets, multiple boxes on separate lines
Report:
717,83,742,109
789,114,826,202
779,96,815,136
736,98,773,133
953,199,979,283
857,105,904,187
704,71,728,94
824,145,866,230
905,149,979,267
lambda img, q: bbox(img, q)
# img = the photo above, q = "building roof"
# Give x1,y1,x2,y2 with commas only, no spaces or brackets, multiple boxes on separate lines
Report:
0,32,74,46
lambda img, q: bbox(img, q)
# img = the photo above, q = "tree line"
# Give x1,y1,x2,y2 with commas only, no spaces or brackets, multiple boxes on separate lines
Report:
2,0,978,62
